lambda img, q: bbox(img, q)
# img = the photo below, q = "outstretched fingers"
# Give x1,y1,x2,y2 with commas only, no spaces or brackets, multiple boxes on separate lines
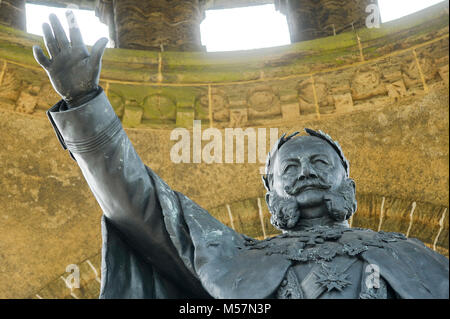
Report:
32,45,51,69
65,10,85,49
42,22,59,58
49,13,70,50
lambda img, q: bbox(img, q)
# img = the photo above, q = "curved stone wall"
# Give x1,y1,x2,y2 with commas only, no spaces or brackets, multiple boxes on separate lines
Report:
0,1,448,298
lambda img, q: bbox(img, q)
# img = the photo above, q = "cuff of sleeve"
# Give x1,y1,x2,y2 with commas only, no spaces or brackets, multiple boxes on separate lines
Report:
46,88,123,155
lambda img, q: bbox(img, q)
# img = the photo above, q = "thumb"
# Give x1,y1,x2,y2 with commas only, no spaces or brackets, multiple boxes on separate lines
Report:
90,37,108,68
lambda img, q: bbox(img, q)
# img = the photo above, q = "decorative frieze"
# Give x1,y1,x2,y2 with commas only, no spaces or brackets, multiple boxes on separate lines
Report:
351,66,386,100
229,108,248,127
122,101,143,128
333,93,353,113
247,85,281,120
281,103,300,120
176,108,195,128
386,80,407,102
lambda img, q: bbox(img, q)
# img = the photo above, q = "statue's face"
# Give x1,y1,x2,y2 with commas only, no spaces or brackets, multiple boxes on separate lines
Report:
272,136,347,209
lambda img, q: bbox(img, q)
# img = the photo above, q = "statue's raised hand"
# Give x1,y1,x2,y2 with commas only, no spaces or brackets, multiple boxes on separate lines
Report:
32,11,108,107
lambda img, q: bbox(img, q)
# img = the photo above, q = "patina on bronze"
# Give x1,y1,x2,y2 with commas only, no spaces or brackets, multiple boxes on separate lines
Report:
33,13,449,299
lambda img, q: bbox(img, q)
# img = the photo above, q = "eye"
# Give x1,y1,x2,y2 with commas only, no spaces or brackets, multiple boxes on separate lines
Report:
282,164,297,174
312,158,329,166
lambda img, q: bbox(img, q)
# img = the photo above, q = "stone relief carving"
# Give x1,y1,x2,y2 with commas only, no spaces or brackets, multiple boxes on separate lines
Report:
297,77,332,115
229,108,248,127
328,80,353,113
107,90,180,126
143,94,177,121
122,99,143,128
351,66,387,100
0,65,62,115
386,80,407,101
15,84,39,114
333,93,354,113
382,67,408,102
108,91,125,118
402,54,438,88
0,28,447,126
247,85,281,119
197,88,230,122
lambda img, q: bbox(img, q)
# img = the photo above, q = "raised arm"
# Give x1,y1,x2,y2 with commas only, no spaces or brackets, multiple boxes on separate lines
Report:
33,12,206,296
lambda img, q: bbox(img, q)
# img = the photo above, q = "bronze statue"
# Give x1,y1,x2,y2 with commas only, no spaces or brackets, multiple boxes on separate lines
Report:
33,13,448,299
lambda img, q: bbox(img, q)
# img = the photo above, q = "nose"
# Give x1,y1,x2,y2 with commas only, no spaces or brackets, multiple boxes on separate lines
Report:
298,162,318,180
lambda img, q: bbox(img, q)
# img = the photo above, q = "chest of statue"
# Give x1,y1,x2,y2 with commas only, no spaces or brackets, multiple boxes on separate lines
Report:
242,226,401,299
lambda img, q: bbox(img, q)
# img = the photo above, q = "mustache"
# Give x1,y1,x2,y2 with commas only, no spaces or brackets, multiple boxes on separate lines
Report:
284,180,330,195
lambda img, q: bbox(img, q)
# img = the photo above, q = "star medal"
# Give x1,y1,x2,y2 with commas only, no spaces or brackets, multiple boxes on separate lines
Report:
314,263,352,292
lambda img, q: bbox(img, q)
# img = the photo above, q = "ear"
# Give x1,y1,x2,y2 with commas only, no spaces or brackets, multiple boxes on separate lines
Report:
348,178,357,216
344,177,356,192
349,178,356,191
262,174,270,191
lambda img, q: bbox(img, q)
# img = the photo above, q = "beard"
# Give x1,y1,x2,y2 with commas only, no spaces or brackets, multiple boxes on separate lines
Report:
267,194,301,230
267,177,357,231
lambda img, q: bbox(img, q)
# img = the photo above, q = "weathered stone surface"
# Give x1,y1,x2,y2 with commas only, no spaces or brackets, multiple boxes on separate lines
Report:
34,253,102,299
0,0,26,31
333,93,353,113
298,100,317,117
276,0,376,42
122,103,143,128
15,86,39,114
402,54,437,88
387,80,407,101
281,103,300,120
438,64,449,86
247,85,281,119
351,66,386,100
0,83,448,298
107,90,125,118
35,82,60,111
197,87,230,122
142,94,177,121
176,108,195,127
279,92,298,103
0,110,104,298
298,77,330,106
229,107,248,127
96,0,205,51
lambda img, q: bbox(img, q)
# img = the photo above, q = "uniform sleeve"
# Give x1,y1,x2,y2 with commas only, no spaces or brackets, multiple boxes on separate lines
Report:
47,89,208,297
